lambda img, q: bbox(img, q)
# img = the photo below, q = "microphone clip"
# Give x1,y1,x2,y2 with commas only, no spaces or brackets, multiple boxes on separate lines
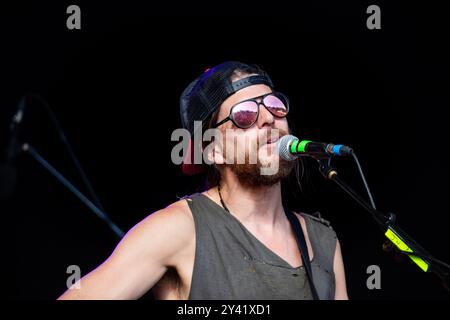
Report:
317,157,338,180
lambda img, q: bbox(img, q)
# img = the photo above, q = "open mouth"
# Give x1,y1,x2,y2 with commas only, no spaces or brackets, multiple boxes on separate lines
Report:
265,135,280,144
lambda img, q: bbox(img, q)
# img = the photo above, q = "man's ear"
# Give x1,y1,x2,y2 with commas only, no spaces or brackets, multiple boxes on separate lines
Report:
203,128,226,165
204,141,225,165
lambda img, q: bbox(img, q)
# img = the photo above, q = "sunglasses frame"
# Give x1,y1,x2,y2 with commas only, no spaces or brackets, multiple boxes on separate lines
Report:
213,92,290,129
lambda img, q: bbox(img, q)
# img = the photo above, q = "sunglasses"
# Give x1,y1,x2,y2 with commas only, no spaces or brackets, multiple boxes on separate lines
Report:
213,92,289,129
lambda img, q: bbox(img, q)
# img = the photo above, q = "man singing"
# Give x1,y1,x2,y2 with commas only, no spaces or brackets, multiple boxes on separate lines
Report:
58,61,348,300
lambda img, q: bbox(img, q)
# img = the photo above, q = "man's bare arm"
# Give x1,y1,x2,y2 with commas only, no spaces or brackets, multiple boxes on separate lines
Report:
58,200,193,300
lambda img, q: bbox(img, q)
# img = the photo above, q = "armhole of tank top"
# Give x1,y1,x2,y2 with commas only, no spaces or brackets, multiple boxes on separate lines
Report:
182,194,200,300
303,213,337,273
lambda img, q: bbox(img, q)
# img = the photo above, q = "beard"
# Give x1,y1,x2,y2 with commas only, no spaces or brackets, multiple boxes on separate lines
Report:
227,157,295,188
223,129,295,188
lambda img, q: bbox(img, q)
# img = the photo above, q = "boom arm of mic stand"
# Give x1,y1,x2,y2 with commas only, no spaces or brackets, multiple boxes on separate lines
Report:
316,157,450,291
21,143,124,239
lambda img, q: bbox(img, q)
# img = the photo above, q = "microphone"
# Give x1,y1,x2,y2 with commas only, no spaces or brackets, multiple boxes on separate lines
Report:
1,96,26,199
6,96,27,162
277,134,353,161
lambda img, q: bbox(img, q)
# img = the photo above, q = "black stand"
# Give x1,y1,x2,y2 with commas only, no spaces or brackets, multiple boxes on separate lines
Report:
21,143,124,239
316,157,450,292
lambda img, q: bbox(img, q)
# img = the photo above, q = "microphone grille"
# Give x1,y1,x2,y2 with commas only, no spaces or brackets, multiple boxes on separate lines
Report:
277,134,297,161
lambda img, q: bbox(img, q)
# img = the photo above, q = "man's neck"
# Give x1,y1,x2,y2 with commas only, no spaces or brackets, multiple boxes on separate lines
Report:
207,173,287,233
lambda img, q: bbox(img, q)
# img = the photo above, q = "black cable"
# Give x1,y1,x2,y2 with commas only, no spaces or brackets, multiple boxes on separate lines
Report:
351,152,377,210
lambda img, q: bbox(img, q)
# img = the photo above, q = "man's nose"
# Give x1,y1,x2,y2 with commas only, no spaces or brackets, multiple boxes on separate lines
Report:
257,103,275,128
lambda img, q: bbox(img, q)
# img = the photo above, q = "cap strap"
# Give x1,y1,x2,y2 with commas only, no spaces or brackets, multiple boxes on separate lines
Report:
227,75,274,94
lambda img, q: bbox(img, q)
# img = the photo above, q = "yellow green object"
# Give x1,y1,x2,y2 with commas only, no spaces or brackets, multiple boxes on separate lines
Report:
385,228,430,272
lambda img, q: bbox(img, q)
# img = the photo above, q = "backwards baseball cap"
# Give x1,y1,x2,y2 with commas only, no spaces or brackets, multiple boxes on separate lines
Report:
179,61,274,175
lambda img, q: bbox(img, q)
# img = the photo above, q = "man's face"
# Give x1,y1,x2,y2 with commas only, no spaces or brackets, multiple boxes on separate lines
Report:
212,83,294,187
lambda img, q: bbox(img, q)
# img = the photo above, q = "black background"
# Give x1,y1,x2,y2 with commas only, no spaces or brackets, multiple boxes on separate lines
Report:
1,1,449,300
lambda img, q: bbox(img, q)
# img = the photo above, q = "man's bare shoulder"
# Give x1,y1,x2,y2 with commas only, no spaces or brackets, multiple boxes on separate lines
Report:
137,198,194,237
120,198,194,263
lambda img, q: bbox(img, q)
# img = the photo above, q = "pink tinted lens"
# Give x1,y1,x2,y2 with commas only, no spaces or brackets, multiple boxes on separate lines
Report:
263,94,288,117
231,101,259,128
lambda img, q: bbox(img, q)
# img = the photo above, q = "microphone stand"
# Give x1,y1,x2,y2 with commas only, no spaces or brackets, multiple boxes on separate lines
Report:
315,156,450,292
20,143,124,239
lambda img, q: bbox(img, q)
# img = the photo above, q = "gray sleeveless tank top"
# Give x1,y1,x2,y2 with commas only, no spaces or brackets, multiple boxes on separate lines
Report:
185,193,337,300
